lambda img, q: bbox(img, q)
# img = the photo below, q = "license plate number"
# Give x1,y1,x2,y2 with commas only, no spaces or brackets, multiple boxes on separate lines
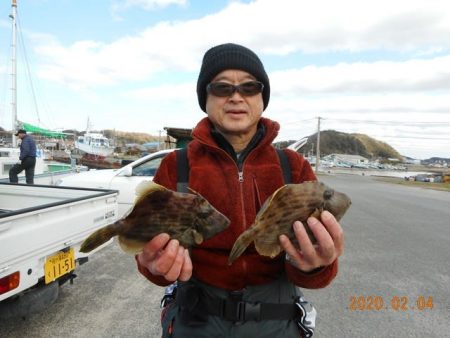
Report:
44,248,75,284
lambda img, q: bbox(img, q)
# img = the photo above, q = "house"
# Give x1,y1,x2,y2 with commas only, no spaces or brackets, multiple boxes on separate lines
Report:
323,154,369,167
403,157,421,165
164,127,193,148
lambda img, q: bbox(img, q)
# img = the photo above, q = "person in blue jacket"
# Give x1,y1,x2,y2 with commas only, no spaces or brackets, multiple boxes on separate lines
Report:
9,129,37,184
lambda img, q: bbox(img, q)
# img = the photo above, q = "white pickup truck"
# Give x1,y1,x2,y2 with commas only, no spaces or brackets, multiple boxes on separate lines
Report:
0,182,118,318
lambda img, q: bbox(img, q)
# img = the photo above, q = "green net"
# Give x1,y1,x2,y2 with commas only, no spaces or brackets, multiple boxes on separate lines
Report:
21,122,67,138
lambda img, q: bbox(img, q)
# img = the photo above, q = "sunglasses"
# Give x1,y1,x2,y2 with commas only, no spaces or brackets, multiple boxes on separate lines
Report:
206,81,264,97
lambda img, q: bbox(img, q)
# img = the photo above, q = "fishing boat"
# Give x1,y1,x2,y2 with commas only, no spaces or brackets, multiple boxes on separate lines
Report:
72,118,116,167
0,148,43,178
0,146,84,184
0,0,87,183
75,130,114,157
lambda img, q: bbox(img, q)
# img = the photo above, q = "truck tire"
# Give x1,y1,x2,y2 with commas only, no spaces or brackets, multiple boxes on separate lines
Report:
0,281,59,319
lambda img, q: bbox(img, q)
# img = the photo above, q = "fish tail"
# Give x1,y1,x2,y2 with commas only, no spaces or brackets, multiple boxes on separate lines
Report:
228,230,255,265
79,221,121,253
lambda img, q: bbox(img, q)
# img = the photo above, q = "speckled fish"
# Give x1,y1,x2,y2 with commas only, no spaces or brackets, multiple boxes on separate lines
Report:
80,181,230,254
228,181,351,264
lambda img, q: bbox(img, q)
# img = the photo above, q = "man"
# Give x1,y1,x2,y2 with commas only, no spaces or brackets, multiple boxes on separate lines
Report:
9,129,37,184
136,43,344,337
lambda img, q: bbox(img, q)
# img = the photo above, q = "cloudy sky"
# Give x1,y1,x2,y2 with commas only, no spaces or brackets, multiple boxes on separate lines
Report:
0,0,449,159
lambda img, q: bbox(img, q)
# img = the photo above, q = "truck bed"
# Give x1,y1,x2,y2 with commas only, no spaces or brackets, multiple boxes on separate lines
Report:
0,183,118,304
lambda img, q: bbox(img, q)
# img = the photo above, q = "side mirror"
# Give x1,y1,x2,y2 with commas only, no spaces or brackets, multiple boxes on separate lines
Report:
121,166,133,177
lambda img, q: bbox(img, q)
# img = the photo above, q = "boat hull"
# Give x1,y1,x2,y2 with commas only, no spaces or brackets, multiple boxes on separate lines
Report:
74,141,114,157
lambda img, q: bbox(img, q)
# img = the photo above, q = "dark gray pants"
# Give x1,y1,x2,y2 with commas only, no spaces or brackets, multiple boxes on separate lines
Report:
9,157,36,184
161,275,304,338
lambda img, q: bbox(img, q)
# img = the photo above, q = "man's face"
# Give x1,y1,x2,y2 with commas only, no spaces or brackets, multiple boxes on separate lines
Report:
205,69,264,138
17,133,25,139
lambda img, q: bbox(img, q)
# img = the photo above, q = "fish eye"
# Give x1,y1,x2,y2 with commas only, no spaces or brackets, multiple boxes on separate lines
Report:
323,189,334,200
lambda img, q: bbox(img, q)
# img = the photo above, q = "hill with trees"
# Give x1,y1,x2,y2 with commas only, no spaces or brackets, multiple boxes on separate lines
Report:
277,130,403,160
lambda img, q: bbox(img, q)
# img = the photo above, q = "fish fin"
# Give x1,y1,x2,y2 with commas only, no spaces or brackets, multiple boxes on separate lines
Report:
177,229,204,247
134,181,167,204
188,187,206,198
310,208,322,219
187,187,197,195
254,238,282,258
192,230,204,245
255,185,287,221
118,236,146,254
228,228,256,265
80,222,120,253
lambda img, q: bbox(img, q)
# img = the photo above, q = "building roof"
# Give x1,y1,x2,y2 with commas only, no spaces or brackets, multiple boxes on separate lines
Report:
329,153,368,161
164,127,193,148
164,127,192,140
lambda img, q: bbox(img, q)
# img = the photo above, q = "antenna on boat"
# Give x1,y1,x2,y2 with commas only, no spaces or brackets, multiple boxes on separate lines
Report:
86,117,91,133
10,0,18,147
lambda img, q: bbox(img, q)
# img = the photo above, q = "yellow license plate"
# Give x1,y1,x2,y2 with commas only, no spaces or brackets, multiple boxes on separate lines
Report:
44,248,75,284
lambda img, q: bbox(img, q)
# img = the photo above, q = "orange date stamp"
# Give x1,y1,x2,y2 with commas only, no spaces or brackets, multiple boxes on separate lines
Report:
348,295,434,311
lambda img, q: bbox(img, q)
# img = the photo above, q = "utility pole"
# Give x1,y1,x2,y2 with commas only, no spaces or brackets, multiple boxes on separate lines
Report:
158,130,162,150
315,116,321,173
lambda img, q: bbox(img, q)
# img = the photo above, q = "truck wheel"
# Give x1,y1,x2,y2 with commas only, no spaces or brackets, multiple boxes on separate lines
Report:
0,281,59,319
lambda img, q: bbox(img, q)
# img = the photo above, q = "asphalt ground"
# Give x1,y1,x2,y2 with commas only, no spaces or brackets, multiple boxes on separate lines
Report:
1,174,449,337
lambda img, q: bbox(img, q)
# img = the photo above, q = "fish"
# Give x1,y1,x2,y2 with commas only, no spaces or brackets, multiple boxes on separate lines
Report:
228,181,351,264
80,181,230,254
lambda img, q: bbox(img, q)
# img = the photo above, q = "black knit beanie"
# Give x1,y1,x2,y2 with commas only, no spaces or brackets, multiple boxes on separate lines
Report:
197,43,270,112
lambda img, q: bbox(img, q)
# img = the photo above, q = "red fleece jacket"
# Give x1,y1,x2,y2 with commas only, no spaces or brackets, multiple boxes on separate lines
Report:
137,117,338,290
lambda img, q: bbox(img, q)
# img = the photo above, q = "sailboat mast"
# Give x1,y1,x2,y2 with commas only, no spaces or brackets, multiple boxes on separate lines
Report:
10,0,18,147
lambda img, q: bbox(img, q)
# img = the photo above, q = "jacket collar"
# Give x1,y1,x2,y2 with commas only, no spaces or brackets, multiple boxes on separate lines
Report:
191,117,280,152
211,123,265,163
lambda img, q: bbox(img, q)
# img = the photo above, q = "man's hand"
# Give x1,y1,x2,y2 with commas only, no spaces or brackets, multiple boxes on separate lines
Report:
279,210,344,273
137,233,193,282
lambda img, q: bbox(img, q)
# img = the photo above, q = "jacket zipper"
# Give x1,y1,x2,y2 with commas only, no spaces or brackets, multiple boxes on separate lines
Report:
196,142,249,274
236,161,248,275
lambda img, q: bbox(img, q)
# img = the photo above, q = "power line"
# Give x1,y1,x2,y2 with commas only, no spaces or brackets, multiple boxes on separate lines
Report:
324,118,450,126
282,118,317,125
378,135,450,141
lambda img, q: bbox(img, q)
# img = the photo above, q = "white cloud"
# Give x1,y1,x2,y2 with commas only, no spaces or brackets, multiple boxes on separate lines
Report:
5,0,450,158
271,56,450,94
110,0,187,20
125,82,194,101
33,0,450,89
